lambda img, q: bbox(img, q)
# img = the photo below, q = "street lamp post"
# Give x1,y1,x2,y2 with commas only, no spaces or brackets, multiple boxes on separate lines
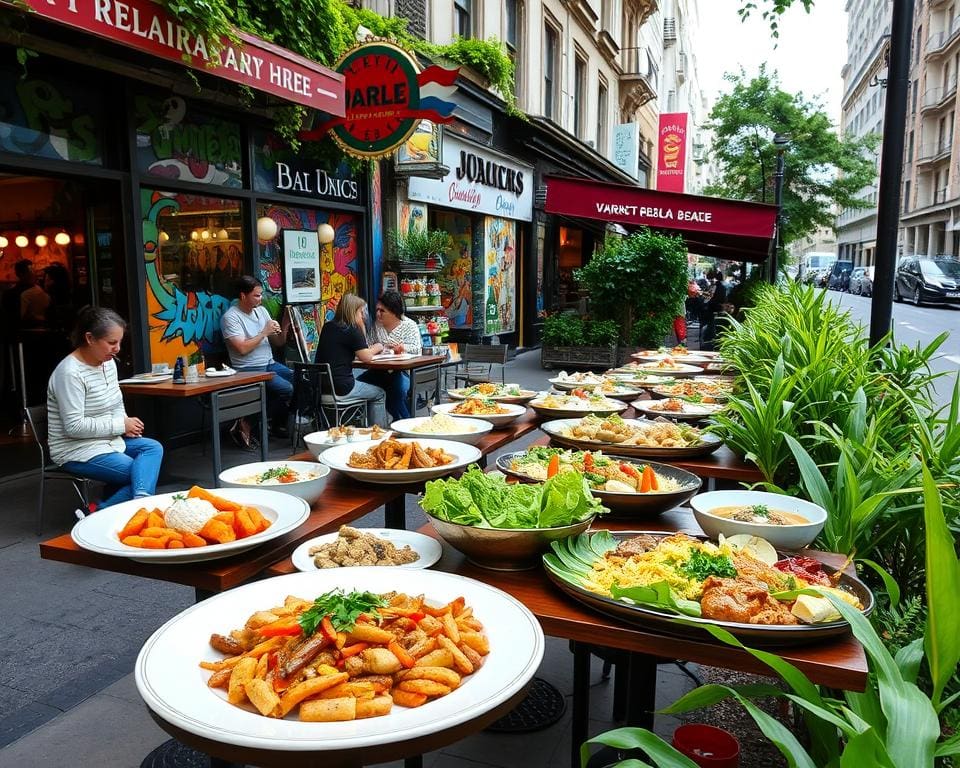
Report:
770,133,789,284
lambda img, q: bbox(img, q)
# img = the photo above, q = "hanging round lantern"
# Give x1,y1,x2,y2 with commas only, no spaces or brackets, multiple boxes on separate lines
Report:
54,231,72,246
317,222,335,245
257,216,279,243
15,235,29,248
35,234,48,247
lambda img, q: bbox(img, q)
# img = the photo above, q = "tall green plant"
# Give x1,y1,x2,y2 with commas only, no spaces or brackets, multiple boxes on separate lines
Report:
582,467,960,768
574,229,687,347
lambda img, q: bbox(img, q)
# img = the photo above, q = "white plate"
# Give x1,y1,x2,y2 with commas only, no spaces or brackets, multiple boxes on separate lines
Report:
205,367,237,378
119,373,173,385
319,437,481,484
70,488,310,564
291,528,443,572
390,416,493,445
302,429,391,459
431,401,526,428
633,399,725,421
446,387,538,404
627,362,706,377
218,461,330,505
368,352,418,361
135,569,544,751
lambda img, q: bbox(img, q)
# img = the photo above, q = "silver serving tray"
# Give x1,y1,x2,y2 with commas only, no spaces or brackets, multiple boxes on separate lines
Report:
540,418,724,459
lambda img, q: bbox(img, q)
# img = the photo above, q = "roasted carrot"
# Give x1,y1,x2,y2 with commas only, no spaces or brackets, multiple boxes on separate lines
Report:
339,642,369,658
388,640,416,669
118,509,150,539
639,465,655,493
547,454,560,478
187,485,242,512
258,618,303,638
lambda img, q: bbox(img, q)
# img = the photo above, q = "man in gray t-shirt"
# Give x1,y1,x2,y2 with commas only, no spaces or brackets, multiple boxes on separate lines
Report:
220,276,294,437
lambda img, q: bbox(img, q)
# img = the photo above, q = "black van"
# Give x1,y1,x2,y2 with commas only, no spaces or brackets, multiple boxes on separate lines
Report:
826,260,854,290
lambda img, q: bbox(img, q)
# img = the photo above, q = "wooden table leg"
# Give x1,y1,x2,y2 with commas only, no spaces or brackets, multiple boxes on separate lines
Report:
403,757,423,768
570,640,591,768
385,495,406,529
259,382,268,461
211,393,222,488
624,653,657,729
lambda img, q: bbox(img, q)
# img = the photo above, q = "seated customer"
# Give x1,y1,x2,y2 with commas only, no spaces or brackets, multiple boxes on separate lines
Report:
314,293,386,426
220,275,294,439
47,307,163,509
359,290,423,420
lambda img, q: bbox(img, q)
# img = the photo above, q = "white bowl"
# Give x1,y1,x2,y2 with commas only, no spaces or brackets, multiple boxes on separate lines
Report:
689,490,828,551
303,429,389,459
319,437,482,484
430,401,526,428
390,416,493,445
218,460,330,505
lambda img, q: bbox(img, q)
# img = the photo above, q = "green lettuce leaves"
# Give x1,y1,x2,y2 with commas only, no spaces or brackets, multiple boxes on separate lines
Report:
421,466,605,528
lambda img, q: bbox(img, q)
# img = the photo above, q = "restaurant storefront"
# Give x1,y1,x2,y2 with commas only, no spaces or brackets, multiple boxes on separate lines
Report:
0,7,354,438
404,134,534,347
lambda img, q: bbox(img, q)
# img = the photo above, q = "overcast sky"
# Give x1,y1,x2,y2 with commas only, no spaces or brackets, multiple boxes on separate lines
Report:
694,1,848,126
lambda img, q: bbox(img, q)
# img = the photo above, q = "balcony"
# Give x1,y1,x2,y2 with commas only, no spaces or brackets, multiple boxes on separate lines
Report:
619,48,657,112
663,16,676,45
926,17,960,55
935,186,950,203
916,140,953,165
921,79,958,111
677,51,687,85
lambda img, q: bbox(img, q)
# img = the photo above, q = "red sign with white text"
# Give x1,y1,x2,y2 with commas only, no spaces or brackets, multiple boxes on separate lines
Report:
12,0,345,116
657,112,688,193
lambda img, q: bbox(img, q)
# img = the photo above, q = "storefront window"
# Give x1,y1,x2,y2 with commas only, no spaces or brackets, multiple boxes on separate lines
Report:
134,95,242,188
255,203,360,325
141,188,242,365
0,70,103,164
483,217,517,335
434,211,474,329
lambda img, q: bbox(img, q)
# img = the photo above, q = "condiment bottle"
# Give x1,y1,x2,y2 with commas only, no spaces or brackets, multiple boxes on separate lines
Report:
173,356,186,384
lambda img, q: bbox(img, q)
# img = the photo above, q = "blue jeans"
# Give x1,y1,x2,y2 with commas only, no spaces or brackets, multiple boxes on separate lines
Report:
358,369,410,420
62,437,164,508
345,375,387,426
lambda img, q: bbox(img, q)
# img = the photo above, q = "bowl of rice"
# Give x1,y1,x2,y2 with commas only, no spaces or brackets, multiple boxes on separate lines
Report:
390,414,493,445
218,460,330,504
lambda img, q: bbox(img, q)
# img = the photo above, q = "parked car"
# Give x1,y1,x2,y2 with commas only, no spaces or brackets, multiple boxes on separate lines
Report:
894,256,960,305
849,266,875,296
826,260,854,290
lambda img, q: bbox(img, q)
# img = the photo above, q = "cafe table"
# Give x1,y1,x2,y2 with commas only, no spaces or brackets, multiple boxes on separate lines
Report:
353,353,445,372
120,371,274,485
265,508,868,768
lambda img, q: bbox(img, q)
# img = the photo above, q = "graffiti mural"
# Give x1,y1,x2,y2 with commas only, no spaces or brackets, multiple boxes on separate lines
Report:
483,217,516,336
256,204,359,323
434,211,473,330
141,188,238,365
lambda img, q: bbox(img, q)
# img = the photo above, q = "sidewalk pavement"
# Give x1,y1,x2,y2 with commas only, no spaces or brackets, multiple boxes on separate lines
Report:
0,350,697,768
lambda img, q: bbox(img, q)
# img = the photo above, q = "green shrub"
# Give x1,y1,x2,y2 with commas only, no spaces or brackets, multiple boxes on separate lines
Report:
583,319,619,347
541,313,584,346
574,228,687,347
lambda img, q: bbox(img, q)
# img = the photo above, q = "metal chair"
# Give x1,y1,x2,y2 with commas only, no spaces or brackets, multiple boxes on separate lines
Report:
25,405,92,536
451,344,508,388
292,362,367,444
408,363,442,415
209,383,269,486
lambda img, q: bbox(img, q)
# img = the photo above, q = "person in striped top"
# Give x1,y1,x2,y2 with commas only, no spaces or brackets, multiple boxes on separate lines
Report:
47,307,163,509
359,290,423,420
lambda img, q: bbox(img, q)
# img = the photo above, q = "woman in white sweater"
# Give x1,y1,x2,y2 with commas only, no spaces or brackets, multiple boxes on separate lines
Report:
47,307,163,509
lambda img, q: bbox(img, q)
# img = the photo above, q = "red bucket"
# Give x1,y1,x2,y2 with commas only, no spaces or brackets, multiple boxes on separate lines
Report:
671,724,740,768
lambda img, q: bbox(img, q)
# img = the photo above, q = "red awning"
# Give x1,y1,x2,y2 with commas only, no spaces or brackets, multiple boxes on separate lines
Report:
545,175,777,263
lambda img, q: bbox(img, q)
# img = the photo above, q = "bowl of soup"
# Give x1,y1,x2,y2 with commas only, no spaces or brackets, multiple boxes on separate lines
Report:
689,490,827,551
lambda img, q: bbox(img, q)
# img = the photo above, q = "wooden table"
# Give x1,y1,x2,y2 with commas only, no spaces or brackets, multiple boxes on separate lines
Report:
353,354,445,372
265,509,867,767
121,371,274,485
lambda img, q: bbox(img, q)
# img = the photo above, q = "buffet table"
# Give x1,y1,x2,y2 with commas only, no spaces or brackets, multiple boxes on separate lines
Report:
265,508,868,768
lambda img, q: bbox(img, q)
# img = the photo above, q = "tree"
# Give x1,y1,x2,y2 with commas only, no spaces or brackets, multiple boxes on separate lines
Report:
704,65,879,249
737,0,816,38
574,229,688,348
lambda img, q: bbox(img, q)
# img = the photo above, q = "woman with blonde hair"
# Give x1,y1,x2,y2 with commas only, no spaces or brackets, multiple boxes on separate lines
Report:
314,293,386,425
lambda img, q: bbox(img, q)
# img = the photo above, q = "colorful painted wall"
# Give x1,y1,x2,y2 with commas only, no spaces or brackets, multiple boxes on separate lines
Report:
482,217,517,335
434,211,473,329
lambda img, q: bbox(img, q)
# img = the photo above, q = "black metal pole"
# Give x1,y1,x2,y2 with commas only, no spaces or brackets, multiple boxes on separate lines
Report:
771,148,786,283
870,0,915,346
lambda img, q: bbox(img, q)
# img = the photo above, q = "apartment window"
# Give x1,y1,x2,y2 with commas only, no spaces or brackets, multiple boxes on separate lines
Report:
912,78,919,114
916,25,922,65
505,0,524,102
574,53,587,138
455,0,473,39
597,78,609,155
544,23,559,119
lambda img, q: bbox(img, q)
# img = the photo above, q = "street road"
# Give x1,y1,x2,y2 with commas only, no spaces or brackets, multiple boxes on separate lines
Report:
825,289,960,406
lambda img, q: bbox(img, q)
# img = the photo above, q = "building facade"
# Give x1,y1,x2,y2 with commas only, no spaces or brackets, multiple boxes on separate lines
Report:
836,0,891,268
901,0,960,259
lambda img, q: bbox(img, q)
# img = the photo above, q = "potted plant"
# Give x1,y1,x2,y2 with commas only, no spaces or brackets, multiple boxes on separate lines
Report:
387,227,449,268
540,315,619,369
574,228,688,362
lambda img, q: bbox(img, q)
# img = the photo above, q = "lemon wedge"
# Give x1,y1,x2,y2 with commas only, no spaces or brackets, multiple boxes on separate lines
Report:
792,595,840,624
719,533,778,565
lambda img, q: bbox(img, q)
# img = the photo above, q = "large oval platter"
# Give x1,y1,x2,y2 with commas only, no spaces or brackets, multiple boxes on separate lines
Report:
70,488,310,564
496,451,701,517
540,418,723,459
136,568,544,751
543,530,874,645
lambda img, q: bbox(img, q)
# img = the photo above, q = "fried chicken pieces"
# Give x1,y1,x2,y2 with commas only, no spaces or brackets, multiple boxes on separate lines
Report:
347,439,454,470
699,553,798,625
